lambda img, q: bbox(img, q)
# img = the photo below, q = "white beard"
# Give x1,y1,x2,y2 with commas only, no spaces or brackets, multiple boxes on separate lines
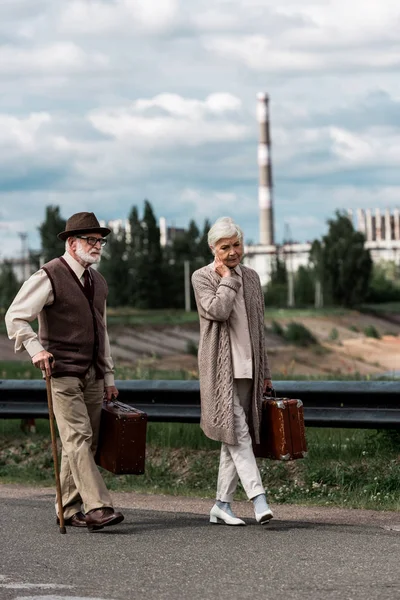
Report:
75,240,101,264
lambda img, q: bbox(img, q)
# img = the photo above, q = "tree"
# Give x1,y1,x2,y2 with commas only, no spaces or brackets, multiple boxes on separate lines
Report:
124,205,144,307
171,220,200,261
264,255,288,307
318,211,372,307
294,266,315,306
0,261,20,310
197,219,212,264
38,206,66,263
99,225,129,307
366,263,400,303
135,200,165,309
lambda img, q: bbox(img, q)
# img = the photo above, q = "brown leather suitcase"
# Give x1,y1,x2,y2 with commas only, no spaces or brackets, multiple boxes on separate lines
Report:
253,395,308,460
95,400,147,474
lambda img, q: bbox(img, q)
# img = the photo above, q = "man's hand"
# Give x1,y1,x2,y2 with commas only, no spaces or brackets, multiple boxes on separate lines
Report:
263,378,273,394
32,350,54,377
105,385,119,402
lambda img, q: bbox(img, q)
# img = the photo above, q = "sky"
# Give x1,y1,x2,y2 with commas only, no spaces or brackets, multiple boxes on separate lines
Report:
1,0,400,259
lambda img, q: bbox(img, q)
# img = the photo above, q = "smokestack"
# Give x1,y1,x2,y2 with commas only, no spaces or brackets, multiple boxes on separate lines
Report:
257,92,274,245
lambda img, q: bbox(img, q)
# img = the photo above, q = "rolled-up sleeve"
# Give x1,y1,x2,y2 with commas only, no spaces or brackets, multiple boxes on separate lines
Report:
5,270,53,357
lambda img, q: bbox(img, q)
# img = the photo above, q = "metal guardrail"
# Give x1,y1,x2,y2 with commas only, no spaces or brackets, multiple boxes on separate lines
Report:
1,379,400,429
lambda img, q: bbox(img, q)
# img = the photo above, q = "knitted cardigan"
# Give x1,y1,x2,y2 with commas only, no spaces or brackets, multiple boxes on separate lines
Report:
191,264,271,445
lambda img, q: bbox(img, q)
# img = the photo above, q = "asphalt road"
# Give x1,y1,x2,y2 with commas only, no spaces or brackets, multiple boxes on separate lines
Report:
0,490,399,600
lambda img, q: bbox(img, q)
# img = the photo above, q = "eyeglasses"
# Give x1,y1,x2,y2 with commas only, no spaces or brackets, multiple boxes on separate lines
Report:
76,236,108,247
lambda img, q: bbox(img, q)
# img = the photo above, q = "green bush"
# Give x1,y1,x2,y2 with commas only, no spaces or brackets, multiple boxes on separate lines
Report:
329,327,339,341
264,283,288,307
270,320,284,337
284,322,317,346
186,339,198,356
364,325,380,339
349,325,359,332
366,263,400,303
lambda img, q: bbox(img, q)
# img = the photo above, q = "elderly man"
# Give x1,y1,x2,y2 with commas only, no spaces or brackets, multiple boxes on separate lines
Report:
6,212,124,532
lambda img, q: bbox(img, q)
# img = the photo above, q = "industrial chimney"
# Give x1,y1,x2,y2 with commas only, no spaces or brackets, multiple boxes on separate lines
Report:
257,92,274,245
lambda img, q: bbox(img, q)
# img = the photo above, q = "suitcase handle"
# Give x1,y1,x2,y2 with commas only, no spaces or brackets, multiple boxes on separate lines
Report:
109,399,142,414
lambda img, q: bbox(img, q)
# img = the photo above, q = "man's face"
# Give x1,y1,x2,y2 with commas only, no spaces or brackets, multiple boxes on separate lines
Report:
213,235,243,269
70,234,105,265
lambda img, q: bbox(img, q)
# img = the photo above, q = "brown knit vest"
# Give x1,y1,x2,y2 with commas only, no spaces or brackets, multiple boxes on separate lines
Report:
38,257,108,379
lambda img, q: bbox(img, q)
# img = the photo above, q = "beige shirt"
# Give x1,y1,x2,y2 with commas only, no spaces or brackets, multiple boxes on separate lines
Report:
5,252,115,387
210,263,253,379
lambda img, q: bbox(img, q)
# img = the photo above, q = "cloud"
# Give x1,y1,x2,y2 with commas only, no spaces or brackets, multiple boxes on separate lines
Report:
0,43,108,75
200,0,400,75
58,0,180,35
330,126,400,166
1,0,400,259
203,34,400,73
88,93,248,147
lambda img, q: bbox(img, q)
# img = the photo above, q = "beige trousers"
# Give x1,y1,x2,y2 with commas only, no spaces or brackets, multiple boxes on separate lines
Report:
216,379,265,503
51,366,113,519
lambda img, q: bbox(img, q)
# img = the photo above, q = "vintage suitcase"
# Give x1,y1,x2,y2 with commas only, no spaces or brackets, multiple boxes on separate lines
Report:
253,394,308,461
95,399,147,474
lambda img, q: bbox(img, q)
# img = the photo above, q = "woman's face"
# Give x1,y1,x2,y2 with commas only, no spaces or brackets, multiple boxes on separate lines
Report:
213,235,243,268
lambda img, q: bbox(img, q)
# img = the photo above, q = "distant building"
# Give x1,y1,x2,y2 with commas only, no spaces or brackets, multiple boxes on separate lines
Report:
99,217,186,248
159,217,186,247
244,210,400,288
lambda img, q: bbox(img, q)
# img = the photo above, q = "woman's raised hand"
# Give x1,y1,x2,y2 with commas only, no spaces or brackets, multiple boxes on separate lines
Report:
214,255,231,278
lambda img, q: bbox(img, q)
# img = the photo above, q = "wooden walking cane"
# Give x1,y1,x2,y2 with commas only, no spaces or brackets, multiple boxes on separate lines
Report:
45,373,66,534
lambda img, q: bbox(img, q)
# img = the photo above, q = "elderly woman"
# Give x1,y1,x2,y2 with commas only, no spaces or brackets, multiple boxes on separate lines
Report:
191,216,273,526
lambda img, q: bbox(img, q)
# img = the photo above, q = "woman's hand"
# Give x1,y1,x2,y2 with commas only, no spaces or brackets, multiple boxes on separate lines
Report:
263,379,273,394
214,255,231,278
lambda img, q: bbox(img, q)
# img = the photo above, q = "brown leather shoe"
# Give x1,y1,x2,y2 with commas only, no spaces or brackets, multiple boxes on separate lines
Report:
86,507,124,532
56,511,87,528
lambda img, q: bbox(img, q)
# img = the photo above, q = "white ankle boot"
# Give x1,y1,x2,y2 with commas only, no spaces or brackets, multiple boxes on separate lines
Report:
254,504,274,524
252,494,274,524
209,504,246,526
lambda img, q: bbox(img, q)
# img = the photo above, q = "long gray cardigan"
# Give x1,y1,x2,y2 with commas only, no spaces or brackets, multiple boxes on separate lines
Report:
191,264,271,446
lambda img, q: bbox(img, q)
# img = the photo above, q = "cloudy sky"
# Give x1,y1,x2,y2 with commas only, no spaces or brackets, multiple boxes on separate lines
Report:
1,0,400,258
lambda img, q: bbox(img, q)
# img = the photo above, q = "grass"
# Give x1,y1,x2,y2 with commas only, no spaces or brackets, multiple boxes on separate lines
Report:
107,309,199,327
361,302,400,314
0,361,42,379
264,307,350,319
0,420,399,510
1,360,397,382
0,361,198,381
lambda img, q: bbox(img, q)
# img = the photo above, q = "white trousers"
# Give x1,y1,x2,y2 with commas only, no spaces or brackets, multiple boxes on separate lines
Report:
216,379,265,503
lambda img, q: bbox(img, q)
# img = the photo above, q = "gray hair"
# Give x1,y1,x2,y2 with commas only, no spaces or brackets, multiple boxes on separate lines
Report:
208,217,243,250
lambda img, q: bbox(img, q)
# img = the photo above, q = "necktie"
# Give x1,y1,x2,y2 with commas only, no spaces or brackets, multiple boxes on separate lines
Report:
83,269,91,298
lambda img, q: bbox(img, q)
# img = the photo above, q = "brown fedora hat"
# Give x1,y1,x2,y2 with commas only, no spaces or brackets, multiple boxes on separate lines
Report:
58,212,111,241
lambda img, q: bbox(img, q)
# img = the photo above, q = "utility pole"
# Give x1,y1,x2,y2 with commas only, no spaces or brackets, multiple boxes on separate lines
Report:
315,280,323,309
18,232,29,280
184,260,191,312
284,223,295,308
